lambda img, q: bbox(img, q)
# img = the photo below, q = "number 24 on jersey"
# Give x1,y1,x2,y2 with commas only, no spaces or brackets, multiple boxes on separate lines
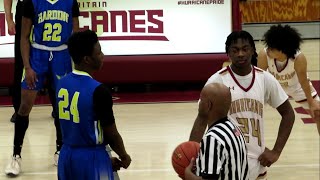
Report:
58,88,80,123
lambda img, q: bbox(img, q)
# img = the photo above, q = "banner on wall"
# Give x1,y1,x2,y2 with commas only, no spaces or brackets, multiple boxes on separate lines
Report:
0,0,231,58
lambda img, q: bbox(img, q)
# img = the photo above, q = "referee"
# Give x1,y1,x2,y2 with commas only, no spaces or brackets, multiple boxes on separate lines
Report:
4,0,56,122
185,83,249,180
4,0,23,122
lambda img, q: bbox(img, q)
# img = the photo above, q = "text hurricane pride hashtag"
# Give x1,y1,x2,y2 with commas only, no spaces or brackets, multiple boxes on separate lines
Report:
177,0,224,5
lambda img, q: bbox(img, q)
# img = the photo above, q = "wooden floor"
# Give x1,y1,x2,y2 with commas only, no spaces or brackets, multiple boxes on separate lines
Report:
0,40,319,179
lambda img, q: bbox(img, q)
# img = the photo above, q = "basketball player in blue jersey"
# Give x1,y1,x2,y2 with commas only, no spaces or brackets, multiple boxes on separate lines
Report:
4,0,58,123
57,30,131,180
5,0,79,176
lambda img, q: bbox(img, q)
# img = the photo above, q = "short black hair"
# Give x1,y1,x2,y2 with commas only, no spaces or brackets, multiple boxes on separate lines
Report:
225,30,257,66
67,30,98,64
263,24,302,59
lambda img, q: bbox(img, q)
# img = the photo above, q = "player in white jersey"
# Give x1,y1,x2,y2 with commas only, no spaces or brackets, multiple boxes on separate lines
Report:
258,24,320,134
189,30,295,180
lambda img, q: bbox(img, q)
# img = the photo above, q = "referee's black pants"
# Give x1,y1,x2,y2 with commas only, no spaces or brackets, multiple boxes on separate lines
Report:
11,3,23,113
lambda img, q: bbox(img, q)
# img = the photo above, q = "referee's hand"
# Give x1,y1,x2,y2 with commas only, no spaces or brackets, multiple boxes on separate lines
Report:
185,158,200,180
258,147,280,167
25,67,38,89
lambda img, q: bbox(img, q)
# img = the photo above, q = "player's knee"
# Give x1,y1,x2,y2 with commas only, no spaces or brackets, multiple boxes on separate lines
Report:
18,101,33,115
18,106,31,116
19,90,37,115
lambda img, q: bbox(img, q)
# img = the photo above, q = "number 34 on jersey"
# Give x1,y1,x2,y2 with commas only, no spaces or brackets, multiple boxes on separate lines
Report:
236,117,262,146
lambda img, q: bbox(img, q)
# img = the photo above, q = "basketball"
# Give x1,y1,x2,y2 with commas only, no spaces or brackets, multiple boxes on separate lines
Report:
171,141,200,179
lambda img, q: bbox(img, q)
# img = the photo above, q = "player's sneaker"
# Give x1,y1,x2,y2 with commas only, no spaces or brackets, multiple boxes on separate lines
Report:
10,113,16,123
54,151,60,166
5,155,21,176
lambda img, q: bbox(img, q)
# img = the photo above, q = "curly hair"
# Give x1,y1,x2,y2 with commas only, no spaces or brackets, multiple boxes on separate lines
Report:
225,30,258,66
67,30,98,65
263,24,302,59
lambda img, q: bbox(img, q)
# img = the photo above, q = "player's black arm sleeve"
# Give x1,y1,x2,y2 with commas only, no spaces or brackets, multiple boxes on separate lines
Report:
22,0,34,19
72,0,80,32
93,84,115,127
72,0,80,17
93,84,129,158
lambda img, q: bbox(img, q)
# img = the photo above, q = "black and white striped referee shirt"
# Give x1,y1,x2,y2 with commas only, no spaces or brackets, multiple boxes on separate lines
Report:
195,117,249,180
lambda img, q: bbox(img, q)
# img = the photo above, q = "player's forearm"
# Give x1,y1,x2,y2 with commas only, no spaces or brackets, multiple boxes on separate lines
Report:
189,115,207,142
4,0,13,22
72,17,80,33
109,133,129,158
273,103,295,154
300,80,314,105
20,36,31,69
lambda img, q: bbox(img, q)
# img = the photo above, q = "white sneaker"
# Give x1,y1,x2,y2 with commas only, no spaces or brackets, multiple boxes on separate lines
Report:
54,151,60,166
5,155,21,176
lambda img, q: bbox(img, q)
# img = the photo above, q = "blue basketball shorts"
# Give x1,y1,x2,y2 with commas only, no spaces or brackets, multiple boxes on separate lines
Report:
58,145,114,180
21,47,72,90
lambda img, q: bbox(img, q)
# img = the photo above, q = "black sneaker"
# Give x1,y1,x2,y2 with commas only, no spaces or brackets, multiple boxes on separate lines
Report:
10,113,16,123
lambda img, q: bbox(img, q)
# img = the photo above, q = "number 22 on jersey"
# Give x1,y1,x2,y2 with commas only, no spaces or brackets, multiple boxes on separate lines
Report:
43,23,62,42
58,88,80,123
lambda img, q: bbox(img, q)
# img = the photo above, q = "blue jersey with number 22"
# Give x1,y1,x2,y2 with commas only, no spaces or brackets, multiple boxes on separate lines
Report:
31,0,74,47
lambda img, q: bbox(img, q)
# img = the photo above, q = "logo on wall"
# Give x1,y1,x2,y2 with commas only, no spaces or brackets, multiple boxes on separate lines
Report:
80,10,168,41
0,1,168,41
78,1,168,41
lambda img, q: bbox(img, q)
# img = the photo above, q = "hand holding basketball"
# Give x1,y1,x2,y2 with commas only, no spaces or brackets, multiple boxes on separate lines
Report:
171,141,200,179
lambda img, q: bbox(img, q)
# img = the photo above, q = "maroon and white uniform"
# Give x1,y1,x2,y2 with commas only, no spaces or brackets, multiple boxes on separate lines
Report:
265,48,319,107
204,66,288,179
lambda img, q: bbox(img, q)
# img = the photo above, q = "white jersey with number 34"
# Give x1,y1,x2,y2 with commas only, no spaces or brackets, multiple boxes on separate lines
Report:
205,66,288,159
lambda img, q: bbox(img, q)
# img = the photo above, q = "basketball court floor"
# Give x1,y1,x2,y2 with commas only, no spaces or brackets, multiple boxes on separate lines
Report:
0,40,319,179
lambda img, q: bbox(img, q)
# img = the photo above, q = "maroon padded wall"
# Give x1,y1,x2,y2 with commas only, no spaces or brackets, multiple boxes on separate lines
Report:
93,54,228,84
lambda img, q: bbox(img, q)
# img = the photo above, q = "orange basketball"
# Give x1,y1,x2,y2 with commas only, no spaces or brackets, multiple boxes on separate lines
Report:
171,141,200,179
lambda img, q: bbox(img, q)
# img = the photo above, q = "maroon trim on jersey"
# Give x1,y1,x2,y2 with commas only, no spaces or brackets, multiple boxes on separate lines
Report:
219,68,228,74
274,58,289,73
227,66,255,92
254,67,264,73
295,94,318,103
